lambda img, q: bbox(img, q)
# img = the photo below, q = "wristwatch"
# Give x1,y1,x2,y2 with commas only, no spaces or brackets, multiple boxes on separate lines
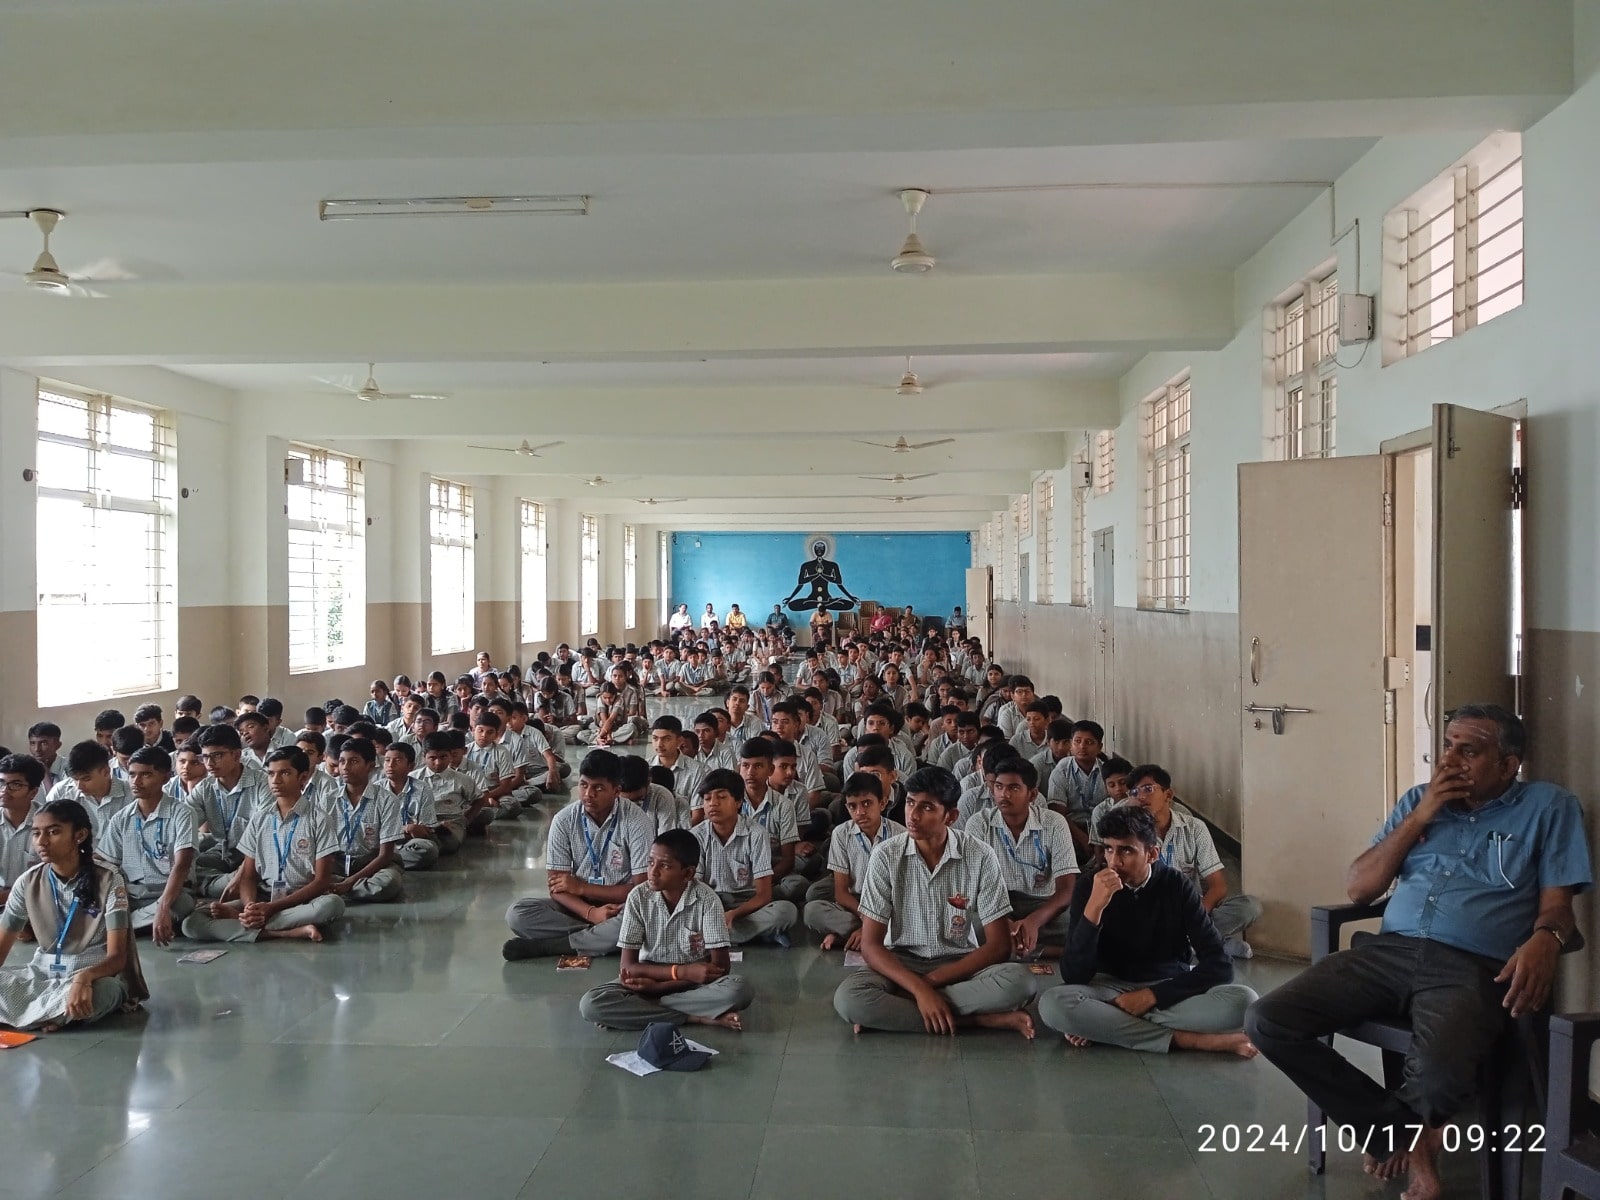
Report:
1535,925,1567,948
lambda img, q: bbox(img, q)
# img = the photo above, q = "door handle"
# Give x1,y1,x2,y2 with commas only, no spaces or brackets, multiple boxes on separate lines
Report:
1243,702,1312,735
1249,637,1261,686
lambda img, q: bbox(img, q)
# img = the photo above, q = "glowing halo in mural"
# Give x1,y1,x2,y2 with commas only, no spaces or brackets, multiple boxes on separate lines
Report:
783,531,858,613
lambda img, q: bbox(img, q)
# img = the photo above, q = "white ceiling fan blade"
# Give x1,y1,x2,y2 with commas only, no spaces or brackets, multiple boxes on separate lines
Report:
852,439,901,450
905,438,956,451
67,258,139,283
522,440,565,455
381,391,451,402
467,444,517,453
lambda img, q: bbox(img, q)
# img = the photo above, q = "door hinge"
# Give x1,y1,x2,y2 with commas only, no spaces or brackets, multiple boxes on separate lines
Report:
1511,466,1526,510
1382,492,1394,527
1384,691,1395,725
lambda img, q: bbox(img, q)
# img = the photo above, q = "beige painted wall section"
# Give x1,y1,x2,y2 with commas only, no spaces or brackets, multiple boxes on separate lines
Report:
992,601,1243,839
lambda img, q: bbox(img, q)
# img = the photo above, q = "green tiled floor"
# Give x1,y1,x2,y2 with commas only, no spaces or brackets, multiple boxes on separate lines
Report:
2,702,1495,1199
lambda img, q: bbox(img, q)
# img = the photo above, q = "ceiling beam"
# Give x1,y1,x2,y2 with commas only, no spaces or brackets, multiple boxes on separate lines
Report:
0,272,1233,364
0,1,1571,157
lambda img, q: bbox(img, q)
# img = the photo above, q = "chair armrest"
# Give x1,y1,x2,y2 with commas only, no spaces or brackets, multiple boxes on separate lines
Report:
1547,1013,1600,1151
1309,899,1389,962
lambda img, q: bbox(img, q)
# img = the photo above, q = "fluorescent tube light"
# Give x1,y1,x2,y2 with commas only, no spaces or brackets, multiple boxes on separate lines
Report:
318,195,590,220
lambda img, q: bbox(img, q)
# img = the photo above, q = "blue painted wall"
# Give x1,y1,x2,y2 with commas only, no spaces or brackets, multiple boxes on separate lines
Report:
670,531,971,631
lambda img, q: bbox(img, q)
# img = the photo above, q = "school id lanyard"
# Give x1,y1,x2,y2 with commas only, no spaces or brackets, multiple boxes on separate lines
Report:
340,794,370,874
996,823,1049,876
46,869,82,973
135,811,168,869
396,780,417,825
854,821,891,857
580,810,618,884
271,812,301,888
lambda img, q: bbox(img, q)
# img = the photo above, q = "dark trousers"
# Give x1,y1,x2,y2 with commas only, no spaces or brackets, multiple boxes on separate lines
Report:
1246,933,1507,1150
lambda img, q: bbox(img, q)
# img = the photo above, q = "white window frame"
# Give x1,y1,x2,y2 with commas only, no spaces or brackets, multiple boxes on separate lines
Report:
658,531,671,626
35,385,177,705
287,446,366,673
1092,429,1117,495
1035,476,1055,603
1006,502,1021,602
580,513,599,636
623,523,637,628
1267,266,1339,460
1070,445,1090,606
519,499,548,645
1383,132,1523,364
1140,374,1192,612
429,478,474,654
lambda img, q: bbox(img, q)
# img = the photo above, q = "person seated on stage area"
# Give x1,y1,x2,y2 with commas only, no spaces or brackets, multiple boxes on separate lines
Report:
1086,764,1261,959
1247,705,1591,1200
0,799,149,1032
965,758,1077,958
181,748,347,944
97,747,197,944
832,766,1036,1038
690,768,798,946
578,829,754,1032
503,749,655,961
1038,804,1257,1057
805,771,905,950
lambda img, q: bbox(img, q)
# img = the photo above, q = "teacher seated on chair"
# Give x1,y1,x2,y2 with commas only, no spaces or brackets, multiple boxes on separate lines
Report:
1246,704,1591,1200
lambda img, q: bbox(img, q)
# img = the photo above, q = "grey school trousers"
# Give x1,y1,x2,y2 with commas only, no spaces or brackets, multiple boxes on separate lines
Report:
128,891,197,932
833,952,1037,1031
1037,974,1258,1052
505,897,625,956
716,891,798,945
578,976,755,1030
1007,891,1070,943
1210,894,1264,940
339,865,405,903
397,836,440,871
180,893,346,943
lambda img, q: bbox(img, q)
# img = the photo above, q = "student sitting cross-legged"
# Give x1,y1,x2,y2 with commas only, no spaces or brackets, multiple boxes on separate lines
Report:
689,768,798,946
578,829,755,1031
180,748,346,944
327,738,405,904
97,747,197,944
382,742,440,871
503,749,655,961
964,757,1078,958
832,765,1037,1038
804,771,904,950
1036,804,1257,1056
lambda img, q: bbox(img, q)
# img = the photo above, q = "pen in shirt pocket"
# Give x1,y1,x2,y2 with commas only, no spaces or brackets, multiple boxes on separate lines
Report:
1489,831,1515,888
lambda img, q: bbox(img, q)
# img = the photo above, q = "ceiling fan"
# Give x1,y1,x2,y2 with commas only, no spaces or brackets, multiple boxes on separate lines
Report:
634,497,686,506
890,189,936,274
853,435,956,454
1,209,121,297
575,475,617,487
319,363,449,403
873,495,929,504
860,472,936,484
895,356,924,395
468,439,564,457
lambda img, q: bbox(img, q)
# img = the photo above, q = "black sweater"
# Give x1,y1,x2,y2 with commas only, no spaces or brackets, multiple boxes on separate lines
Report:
1061,861,1233,1008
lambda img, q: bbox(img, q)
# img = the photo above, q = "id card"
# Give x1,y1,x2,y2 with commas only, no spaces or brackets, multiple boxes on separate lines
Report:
270,880,289,901
48,959,70,978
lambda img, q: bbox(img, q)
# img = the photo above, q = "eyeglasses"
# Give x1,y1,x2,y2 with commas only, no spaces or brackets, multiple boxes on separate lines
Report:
1,779,31,792
1131,783,1164,797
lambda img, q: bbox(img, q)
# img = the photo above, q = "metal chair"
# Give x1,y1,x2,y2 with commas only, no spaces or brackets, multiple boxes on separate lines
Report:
1308,899,1582,1200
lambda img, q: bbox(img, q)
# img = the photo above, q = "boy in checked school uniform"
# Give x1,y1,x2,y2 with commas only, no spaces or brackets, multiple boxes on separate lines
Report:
327,738,404,904
578,829,754,1031
965,758,1078,957
735,739,806,905
690,769,798,946
98,747,197,943
382,742,439,871
181,747,345,943
502,750,655,961
804,771,904,950
833,766,1036,1038
619,755,692,835
413,732,481,856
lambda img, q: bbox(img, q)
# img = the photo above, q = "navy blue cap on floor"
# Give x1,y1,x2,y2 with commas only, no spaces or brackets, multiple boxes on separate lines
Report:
638,1022,712,1072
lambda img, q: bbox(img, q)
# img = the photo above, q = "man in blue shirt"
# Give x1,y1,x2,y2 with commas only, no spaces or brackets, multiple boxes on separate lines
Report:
1247,705,1591,1200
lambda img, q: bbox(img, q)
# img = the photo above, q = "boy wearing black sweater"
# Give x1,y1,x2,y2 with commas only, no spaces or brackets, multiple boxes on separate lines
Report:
1037,805,1257,1056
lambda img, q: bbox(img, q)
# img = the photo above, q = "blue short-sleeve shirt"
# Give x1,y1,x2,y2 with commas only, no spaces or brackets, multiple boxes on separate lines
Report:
1378,780,1592,962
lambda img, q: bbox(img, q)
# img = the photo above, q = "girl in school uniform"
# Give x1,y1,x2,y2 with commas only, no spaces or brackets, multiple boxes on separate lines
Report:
0,799,148,1032
365,680,399,726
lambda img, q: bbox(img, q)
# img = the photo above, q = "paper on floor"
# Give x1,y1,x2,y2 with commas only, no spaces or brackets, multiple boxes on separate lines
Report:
605,1040,719,1077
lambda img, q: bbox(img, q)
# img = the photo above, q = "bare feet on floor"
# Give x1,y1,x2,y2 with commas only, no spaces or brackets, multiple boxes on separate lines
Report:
819,934,839,951
262,924,323,942
1364,1150,1409,1181
1171,1030,1258,1058
1401,1125,1445,1200
1063,1033,1092,1047
687,1012,744,1031
972,1010,1035,1039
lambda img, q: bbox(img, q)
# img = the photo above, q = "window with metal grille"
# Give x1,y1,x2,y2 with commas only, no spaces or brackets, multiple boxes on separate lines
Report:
1070,448,1090,606
287,446,366,673
623,524,637,626
1016,490,1031,537
36,386,176,705
520,500,547,645
580,514,599,635
429,478,474,654
659,531,671,626
1035,476,1055,603
1093,430,1116,494
1384,132,1522,363
1006,503,1020,602
1141,375,1192,611
1268,268,1339,459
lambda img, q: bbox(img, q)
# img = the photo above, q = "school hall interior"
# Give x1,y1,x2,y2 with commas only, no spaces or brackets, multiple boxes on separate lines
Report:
2,2,1600,1198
